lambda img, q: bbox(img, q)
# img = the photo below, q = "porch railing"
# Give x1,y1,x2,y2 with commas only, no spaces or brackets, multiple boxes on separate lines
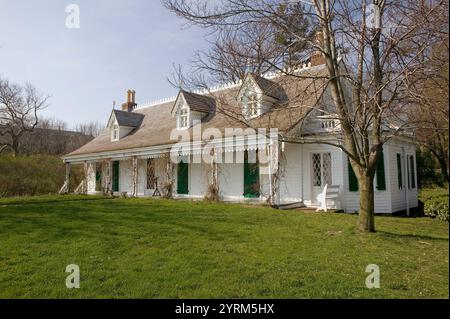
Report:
303,115,341,134
74,180,86,194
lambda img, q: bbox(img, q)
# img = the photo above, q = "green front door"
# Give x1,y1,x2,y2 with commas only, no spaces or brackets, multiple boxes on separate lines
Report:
112,161,120,192
177,161,189,195
244,150,260,198
95,166,102,192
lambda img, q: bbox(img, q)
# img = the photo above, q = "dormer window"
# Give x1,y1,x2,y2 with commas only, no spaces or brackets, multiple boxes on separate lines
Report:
178,107,189,129
247,95,259,117
241,94,260,119
172,90,215,129
112,124,119,141
238,73,284,120
107,108,144,143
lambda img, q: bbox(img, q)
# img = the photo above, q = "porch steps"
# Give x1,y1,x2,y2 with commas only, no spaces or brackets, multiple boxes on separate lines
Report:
273,202,306,210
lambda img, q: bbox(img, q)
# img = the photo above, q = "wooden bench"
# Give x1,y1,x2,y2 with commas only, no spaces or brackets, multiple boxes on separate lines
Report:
316,184,341,212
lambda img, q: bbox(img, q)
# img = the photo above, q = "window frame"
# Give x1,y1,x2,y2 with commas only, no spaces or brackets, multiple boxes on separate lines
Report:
375,149,386,191
111,124,120,141
242,93,260,119
396,153,403,190
247,95,259,118
146,158,156,190
178,107,189,130
408,155,416,189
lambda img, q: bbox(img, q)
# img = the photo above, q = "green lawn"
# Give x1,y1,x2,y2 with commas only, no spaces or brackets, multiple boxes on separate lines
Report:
0,196,448,299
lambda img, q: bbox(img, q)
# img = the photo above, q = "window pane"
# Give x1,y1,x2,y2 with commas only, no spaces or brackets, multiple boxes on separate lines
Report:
323,153,332,185
312,153,322,187
146,159,156,189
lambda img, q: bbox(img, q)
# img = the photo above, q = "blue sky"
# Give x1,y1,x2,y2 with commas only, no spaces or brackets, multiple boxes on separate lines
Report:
0,0,207,128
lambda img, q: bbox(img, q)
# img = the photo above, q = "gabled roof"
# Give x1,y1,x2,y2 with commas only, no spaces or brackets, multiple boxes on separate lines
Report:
239,74,287,100
110,109,144,127
172,90,216,114
64,64,330,158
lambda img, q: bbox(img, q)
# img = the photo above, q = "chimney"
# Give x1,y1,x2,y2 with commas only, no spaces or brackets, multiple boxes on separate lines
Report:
122,89,137,112
310,31,326,67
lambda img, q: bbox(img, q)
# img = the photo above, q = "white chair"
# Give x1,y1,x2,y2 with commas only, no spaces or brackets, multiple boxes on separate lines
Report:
316,184,341,212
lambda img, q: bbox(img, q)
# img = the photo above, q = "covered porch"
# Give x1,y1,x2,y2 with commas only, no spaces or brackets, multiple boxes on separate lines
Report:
61,141,346,210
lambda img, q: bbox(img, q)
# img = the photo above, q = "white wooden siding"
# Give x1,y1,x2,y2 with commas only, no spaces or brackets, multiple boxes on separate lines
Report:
218,152,244,200
341,139,417,214
119,159,133,194
137,159,147,196
84,137,418,213
386,139,418,213
190,162,206,197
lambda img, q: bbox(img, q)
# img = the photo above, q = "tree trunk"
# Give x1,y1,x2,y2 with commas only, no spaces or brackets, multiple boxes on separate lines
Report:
358,172,376,232
11,138,19,157
436,155,449,183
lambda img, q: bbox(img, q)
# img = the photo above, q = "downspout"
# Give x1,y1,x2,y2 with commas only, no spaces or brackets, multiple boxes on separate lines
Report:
402,147,409,216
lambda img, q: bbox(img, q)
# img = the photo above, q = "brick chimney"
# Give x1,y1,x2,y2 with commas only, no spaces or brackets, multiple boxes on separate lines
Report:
310,31,326,67
121,89,137,112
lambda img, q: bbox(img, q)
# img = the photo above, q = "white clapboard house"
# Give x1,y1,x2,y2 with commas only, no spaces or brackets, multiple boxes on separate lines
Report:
62,58,418,214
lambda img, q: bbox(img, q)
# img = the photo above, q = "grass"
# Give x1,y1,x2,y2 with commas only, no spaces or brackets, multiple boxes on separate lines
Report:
0,195,448,299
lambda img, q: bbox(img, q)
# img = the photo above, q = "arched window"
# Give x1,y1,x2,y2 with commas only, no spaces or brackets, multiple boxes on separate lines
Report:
241,94,260,118
112,124,119,141
247,95,258,117
179,107,189,129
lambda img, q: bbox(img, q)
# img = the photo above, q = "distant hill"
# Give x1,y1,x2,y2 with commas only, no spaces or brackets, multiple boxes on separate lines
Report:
0,126,94,156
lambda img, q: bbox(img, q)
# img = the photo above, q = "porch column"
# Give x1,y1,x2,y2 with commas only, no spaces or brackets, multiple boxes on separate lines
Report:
212,160,218,186
132,156,139,197
165,156,175,198
64,162,71,194
83,161,88,194
105,159,112,196
208,151,219,199
269,138,281,206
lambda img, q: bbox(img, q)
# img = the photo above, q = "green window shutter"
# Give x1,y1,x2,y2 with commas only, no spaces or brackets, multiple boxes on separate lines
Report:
95,167,102,192
409,155,416,189
348,159,358,192
112,161,120,192
396,153,403,189
376,149,386,191
177,161,189,195
244,150,260,197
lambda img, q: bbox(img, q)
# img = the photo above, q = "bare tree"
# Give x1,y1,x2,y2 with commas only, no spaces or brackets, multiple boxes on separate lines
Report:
168,1,314,88
74,120,104,138
407,36,449,182
0,77,50,156
163,0,447,232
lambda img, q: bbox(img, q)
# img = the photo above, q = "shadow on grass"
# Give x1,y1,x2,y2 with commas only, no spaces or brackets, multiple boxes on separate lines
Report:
377,230,449,242
0,196,114,206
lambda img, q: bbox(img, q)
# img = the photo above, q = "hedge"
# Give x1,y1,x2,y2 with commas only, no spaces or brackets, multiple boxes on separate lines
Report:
420,188,449,222
0,154,83,197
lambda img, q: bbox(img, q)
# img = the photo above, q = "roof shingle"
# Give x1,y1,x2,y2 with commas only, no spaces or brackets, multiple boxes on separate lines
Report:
113,109,144,127
65,65,329,158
